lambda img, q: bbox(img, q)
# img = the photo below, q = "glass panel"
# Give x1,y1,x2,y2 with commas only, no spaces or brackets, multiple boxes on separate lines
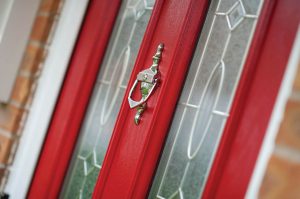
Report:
149,0,263,198
60,0,155,198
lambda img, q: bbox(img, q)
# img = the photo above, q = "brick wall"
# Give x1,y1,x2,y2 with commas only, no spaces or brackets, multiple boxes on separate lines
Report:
259,62,300,198
0,0,63,190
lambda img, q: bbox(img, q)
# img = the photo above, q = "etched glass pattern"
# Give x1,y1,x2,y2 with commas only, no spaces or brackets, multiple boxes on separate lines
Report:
149,0,263,198
60,0,155,198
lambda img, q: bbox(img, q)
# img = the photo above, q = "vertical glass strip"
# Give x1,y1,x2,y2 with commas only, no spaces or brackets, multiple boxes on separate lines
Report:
61,0,155,198
149,0,263,198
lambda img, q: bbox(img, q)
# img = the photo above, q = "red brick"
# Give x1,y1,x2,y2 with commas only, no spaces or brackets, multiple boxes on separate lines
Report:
0,135,14,164
20,44,44,73
259,155,300,199
39,0,62,13
0,105,23,133
276,100,300,151
11,76,33,105
30,15,55,42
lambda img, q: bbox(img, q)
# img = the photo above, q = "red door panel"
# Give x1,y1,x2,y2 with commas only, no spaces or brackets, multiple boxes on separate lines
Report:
28,0,300,198
28,0,122,198
204,0,300,197
93,0,209,198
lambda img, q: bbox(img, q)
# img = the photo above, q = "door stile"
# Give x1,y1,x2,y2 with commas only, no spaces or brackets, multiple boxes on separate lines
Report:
92,0,210,198
203,0,300,198
28,0,122,198
202,0,276,197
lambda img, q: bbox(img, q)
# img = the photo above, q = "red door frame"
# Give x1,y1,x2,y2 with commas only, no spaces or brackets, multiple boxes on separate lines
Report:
28,0,210,198
93,0,209,198
93,0,300,198
28,0,122,198
203,0,300,197
28,0,300,198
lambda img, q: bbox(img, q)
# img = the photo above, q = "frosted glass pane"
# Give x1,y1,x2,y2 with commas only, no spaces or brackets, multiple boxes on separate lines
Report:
60,0,155,198
149,0,264,198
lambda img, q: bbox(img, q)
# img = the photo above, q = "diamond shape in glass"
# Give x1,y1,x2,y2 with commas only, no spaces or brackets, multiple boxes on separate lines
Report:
227,1,246,30
133,0,146,20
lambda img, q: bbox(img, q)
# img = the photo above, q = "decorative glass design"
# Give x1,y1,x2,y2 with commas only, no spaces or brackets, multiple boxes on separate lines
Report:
149,0,263,199
61,0,155,198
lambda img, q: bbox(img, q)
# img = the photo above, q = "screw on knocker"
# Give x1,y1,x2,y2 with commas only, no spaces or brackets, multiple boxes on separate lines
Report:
128,43,164,125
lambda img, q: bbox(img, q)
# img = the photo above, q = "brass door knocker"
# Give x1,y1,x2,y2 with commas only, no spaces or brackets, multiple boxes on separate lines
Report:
128,43,164,125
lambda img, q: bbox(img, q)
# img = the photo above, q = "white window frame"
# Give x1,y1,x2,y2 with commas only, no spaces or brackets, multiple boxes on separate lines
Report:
4,0,89,197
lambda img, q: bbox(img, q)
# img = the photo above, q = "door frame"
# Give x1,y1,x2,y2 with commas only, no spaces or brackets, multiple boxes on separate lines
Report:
28,0,122,198
28,0,300,198
203,0,300,197
92,0,210,197
5,0,89,198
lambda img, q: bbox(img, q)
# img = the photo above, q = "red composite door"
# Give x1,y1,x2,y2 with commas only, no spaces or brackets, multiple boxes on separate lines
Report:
29,0,300,198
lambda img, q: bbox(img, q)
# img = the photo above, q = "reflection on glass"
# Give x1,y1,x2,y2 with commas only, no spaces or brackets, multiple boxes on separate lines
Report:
61,0,155,198
149,0,263,198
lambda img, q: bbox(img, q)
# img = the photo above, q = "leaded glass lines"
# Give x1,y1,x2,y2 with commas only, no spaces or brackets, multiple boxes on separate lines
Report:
149,0,263,199
61,0,155,198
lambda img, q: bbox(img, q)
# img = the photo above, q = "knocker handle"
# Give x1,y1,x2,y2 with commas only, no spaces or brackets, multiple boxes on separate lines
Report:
128,80,157,109
127,43,164,125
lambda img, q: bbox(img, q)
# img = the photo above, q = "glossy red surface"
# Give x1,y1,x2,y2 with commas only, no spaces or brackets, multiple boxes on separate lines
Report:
29,0,300,198
92,0,209,198
28,0,121,198
203,0,300,198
